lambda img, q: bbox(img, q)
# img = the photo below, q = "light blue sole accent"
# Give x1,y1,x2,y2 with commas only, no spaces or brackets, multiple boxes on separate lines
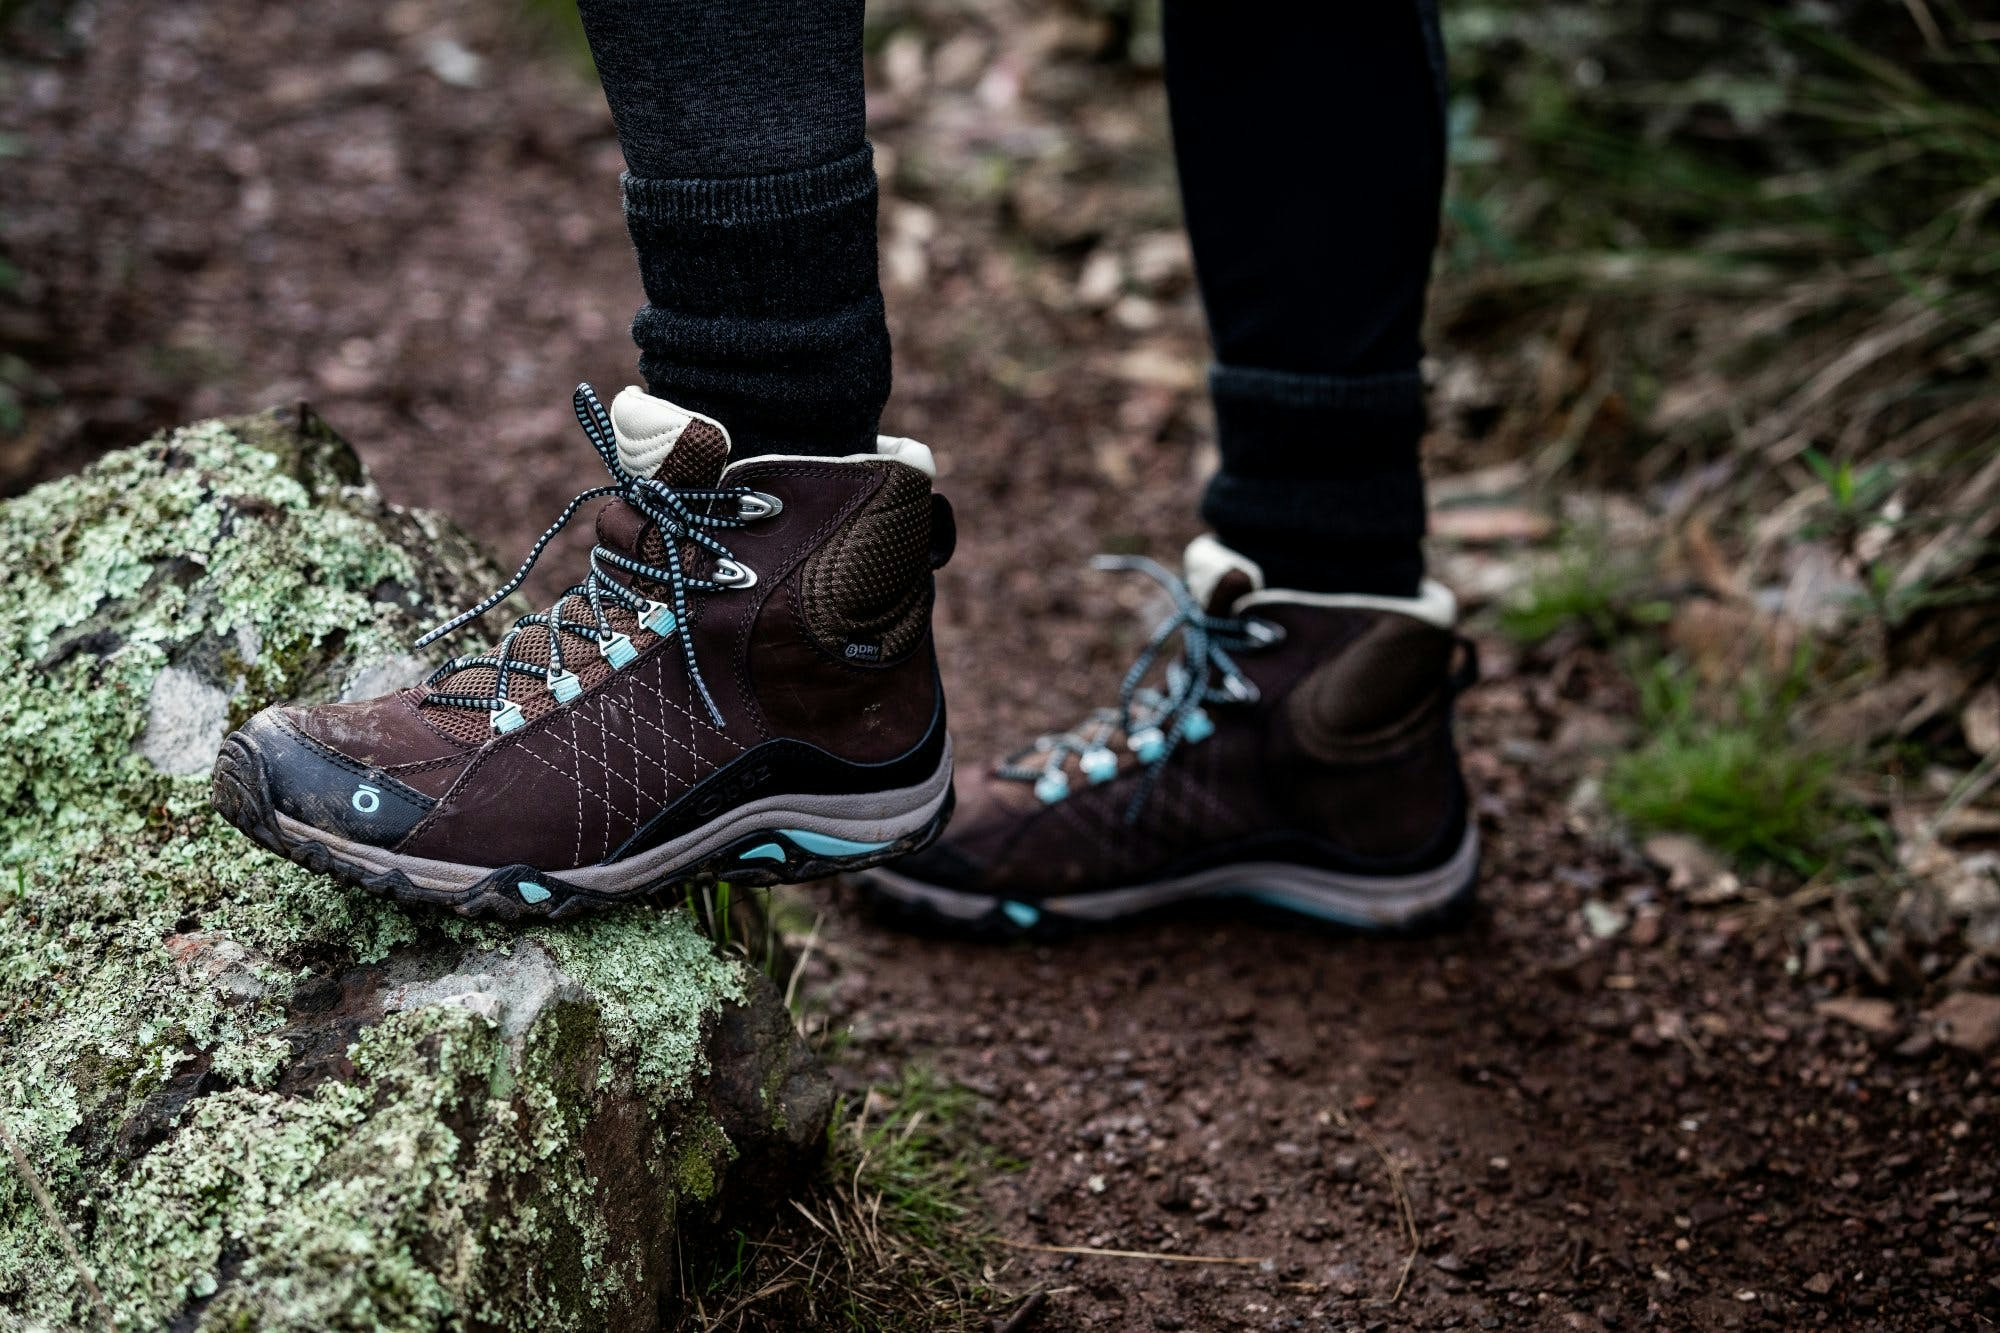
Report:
865,826,1478,934
516,881,551,904
1238,889,1374,928
1001,900,1041,929
738,843,787,863
780,828,895,858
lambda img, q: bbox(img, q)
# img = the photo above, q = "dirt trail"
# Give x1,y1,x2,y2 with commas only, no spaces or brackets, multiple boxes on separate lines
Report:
4,1,1993,1328
805,669,1996,1327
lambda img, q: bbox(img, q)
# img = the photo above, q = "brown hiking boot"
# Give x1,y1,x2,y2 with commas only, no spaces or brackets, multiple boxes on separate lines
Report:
212,384,954,920
863,536,1477,934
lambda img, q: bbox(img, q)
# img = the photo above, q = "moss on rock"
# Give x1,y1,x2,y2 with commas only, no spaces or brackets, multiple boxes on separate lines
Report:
0,411,831,1330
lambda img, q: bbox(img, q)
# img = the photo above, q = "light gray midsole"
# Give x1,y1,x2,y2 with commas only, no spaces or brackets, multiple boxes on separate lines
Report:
867,821,1478,926
275,737,954,896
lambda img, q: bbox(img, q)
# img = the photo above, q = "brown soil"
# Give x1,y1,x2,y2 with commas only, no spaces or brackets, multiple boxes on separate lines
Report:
4,1,1995,1328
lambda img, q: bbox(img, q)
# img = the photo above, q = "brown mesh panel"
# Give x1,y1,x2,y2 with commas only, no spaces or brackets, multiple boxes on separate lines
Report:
655,420,730,487
422,592,648,733
416,428,730,734
802,465,933,662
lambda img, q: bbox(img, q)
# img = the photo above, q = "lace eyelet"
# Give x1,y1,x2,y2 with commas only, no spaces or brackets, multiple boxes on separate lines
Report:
1081,747,1118,783
1034,770,1070,804
736,492,783,520
1129,727,1167,763
1179,708,1215,743
491,701,526,735
547,670,582,704
640,601,679,637
1220,674,1260,704
599,632,637,669
713,558,757,590
1243,618,1285,648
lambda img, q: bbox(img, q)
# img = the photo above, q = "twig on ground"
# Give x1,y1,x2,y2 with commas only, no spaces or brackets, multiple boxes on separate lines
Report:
997,1238,1266,1266
0,1113,114,1332
783,909,823,1016
1833,889,1893,988
1930,751,2000,839
994,1289,1049,1333
1335,1108,1423,1303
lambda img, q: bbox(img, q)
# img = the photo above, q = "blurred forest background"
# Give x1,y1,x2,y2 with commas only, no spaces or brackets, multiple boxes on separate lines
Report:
3,0,1998,1327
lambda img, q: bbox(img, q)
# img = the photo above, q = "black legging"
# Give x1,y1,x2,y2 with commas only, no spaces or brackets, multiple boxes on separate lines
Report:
576,1,1445,596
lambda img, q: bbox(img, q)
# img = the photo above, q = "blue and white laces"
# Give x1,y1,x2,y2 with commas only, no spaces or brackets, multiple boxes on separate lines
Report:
997,555,1283,821
415,384,778,733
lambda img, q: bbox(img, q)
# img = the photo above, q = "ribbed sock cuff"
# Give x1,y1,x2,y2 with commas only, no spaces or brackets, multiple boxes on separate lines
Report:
1201,363,1428,596
621,145,879,228
621,146,889,458
1209,365,1426,463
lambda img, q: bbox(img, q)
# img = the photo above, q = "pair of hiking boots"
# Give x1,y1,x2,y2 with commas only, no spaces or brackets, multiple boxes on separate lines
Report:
212,386,1478,933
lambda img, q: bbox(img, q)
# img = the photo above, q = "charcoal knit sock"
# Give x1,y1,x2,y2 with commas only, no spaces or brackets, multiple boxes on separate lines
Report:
1199,364,1427,597
621,146,890,460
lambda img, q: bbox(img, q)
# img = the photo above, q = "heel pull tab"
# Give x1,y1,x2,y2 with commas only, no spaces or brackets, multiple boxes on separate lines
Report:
929,493,957,570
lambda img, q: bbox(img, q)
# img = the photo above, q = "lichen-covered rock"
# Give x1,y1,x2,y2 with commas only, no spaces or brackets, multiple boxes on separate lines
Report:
0,410,832,1330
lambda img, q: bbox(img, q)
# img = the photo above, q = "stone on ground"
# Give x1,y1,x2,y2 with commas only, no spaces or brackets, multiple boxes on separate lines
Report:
0,410,831,1330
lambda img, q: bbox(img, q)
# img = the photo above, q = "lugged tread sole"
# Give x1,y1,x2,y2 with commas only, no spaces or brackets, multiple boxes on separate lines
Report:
855,832,1479,942
212,732,953,922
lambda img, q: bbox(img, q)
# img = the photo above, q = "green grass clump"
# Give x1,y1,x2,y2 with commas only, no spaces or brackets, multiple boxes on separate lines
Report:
1606,659,1850,874
676,1065,1014,1331
1608,726,1840,874
1499,535,1668,645
836,1066,992,1252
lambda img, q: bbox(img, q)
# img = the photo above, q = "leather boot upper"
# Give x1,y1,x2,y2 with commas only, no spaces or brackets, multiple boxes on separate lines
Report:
245,386,948,872
894,538,1471,898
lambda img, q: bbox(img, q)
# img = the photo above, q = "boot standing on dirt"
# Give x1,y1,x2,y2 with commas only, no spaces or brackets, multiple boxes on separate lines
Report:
211,1,1478,930
874,3,1479,931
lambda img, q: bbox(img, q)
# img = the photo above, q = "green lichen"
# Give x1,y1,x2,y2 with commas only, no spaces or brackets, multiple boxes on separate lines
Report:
0,416,764,1330
670,1115,735,1206
539,912,743,1095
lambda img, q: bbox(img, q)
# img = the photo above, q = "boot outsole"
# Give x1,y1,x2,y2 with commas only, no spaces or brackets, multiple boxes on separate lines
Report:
855,830,1479,942
212,731,953,923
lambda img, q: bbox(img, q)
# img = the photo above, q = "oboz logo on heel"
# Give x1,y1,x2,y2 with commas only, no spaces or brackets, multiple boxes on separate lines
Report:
843,641,882,663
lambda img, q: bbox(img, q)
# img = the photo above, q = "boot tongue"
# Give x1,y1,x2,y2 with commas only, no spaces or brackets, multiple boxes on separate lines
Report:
610,385,731,488
599,386,736,592
1182,534,1264,617
593,497,652,571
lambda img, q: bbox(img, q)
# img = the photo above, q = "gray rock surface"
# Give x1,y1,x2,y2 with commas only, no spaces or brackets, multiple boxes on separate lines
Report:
0,409,831,1330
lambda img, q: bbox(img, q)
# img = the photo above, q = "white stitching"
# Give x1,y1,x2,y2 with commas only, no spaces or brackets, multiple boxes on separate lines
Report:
571,707,584,868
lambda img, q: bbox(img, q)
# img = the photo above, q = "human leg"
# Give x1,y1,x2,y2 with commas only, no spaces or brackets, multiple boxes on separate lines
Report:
1165,0,1447,598
866,4,1475,933
578,0,890,460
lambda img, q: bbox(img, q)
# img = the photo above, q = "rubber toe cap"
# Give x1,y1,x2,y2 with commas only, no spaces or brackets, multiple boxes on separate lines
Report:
224,707,437,850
